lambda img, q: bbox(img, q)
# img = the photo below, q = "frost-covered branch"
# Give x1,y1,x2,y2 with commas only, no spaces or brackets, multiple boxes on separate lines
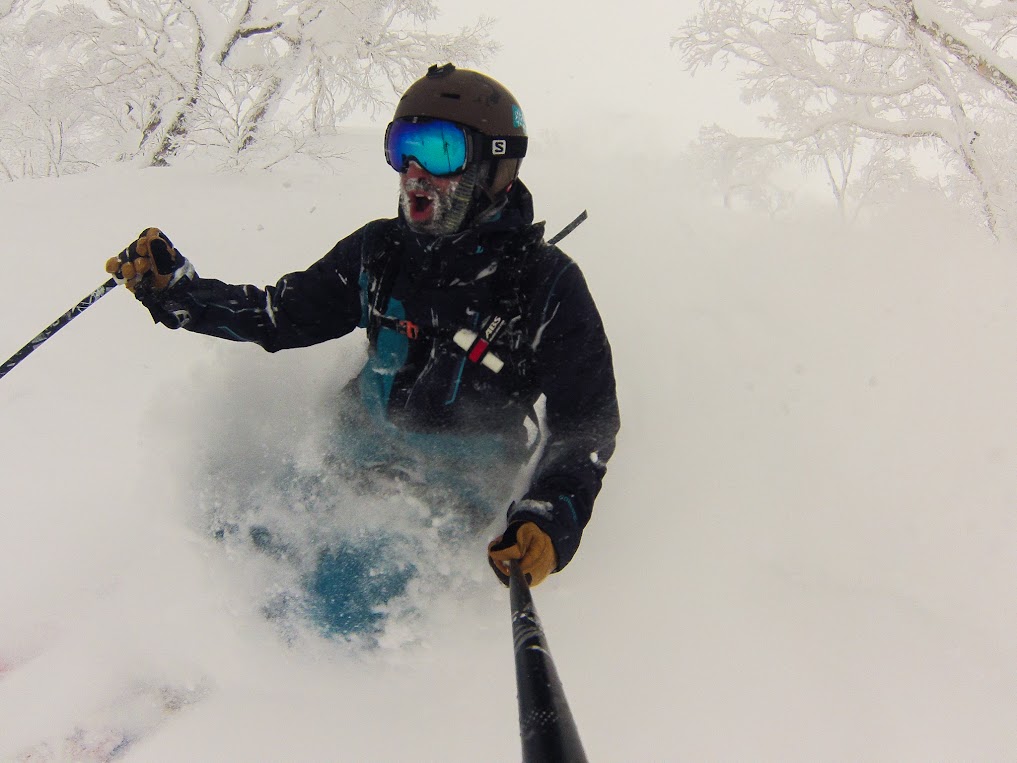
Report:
0,0,495,176
674,0,1017,233
908,0,1017,104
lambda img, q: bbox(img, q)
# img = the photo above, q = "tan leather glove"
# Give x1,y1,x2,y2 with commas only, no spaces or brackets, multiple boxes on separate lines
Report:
488,522,557,587
106,228,189,294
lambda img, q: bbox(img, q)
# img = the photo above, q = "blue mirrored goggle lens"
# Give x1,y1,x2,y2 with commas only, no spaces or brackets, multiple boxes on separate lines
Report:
385,119,469,177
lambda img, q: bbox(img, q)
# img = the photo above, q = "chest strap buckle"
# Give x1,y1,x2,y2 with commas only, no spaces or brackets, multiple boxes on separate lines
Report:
396,319,421,340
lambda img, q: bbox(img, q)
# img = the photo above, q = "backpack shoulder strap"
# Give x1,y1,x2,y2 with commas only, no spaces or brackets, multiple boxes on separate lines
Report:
359,219,402,343
498,210,587,326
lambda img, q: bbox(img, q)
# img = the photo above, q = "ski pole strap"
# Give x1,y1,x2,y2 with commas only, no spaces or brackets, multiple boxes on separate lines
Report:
547,210,588,247
0,277,117,381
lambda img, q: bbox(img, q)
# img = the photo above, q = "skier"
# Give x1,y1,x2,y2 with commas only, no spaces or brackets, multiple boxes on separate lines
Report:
107,64,619,626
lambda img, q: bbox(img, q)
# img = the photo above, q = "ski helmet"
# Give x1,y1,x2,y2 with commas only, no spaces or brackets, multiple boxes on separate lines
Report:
392,63,528,198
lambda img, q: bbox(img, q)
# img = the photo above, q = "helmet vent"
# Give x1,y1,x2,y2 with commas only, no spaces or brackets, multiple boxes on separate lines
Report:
440,92,461,100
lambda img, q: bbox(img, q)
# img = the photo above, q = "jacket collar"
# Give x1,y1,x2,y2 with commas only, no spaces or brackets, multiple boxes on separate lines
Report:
396,180,543,280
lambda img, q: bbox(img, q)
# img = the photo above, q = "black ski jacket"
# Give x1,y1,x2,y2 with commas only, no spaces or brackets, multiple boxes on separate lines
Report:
143,183,619,570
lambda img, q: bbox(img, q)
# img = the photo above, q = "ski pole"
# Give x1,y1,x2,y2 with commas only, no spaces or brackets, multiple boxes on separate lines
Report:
0,278,117,381
547,210,588,247
508,559,589,763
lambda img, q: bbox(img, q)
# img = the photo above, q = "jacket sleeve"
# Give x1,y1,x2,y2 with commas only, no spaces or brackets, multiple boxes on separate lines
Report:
507,256,621,570
139,227,369,352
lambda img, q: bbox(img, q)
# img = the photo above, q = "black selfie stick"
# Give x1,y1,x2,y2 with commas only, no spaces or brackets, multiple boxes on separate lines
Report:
508,560,589,763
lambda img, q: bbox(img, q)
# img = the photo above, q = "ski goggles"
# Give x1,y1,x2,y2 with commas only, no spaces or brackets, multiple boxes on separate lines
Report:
384,117,527,177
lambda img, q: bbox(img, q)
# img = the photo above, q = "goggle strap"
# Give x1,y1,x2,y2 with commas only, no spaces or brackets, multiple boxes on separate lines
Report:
476,135,528,161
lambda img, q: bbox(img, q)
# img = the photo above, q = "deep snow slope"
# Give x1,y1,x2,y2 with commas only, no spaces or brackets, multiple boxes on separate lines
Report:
0,134,1015,760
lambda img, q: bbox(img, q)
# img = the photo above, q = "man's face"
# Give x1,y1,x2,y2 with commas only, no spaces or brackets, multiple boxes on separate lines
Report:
399,160,472,236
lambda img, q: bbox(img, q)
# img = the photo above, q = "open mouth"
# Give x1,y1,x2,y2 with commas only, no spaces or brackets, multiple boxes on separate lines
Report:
411,193,434,217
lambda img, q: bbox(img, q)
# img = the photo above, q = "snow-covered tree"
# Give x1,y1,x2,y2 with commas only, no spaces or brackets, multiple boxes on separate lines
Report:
0,3,113,178
674,0,1017,233
0,0,495,176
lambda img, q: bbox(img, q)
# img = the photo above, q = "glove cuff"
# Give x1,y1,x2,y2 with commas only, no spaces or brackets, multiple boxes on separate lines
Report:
165,258,196,289
487,520,555,587
504,495,582,572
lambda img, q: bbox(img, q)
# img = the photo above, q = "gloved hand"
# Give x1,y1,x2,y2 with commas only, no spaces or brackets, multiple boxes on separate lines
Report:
488,522,557,587
106,228,191,295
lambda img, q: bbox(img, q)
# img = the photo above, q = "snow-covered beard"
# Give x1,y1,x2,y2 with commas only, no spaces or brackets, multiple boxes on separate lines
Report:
399,163,481,236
